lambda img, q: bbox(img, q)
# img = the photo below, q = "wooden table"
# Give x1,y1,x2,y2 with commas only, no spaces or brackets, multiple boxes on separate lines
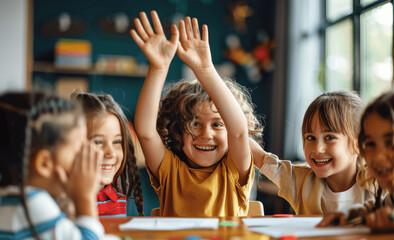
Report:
100,216,394,240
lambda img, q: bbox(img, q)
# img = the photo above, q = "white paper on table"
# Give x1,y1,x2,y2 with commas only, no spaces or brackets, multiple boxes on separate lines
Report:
243,217,370,238
119,218,219,231
242,217,322,227
249,225,370,238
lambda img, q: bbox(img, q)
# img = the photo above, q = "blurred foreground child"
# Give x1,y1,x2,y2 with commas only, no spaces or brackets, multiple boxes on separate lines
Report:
0,92,104,239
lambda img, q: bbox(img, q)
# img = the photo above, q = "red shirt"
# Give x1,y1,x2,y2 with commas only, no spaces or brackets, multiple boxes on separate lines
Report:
96,184,127,217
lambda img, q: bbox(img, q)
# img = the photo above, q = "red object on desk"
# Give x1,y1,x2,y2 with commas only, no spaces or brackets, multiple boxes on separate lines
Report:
280,234,297,240
274,214,294,217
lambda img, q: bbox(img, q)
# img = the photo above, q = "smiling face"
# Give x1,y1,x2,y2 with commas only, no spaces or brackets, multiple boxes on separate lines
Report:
89,114,123,188
303,113,358,181
362,112,394,193
182,101,228,168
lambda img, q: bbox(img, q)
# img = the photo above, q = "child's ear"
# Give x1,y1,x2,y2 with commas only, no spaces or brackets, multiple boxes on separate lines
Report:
33,149,54,178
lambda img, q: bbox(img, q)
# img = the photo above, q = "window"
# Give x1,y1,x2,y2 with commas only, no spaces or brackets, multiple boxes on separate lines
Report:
324,0,393,102
360,3,393,101
325,19,353,90
284,0,393,160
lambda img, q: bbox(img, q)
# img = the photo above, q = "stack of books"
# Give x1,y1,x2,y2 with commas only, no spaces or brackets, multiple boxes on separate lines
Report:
54,39,92,70
95,55,137,74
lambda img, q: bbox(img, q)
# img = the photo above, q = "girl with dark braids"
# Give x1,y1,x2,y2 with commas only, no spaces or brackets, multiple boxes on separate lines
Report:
72,91,144,216
0,92,104,239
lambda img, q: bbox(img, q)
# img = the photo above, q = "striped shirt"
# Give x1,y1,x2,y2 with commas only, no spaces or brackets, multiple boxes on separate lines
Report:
0,186,104,240
96,184,127,217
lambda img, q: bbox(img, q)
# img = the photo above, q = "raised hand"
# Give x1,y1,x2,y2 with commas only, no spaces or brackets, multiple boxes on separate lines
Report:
130,11,179,70
177,17,213,73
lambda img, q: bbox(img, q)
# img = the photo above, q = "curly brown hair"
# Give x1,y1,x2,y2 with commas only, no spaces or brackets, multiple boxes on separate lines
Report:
157,78,263,162
71,91,144,216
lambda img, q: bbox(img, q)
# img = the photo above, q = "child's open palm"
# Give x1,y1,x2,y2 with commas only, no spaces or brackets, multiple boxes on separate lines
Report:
130,11,179,70
177,17,213,72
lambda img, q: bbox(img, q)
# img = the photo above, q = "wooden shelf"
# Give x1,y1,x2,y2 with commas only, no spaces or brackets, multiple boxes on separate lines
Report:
33,61,147,77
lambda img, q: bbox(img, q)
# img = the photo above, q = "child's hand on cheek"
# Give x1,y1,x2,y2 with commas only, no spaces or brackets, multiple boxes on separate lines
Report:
72,143,103,200
56,143,103,217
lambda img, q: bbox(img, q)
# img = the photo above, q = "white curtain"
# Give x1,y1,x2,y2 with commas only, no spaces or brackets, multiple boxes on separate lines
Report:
284,0,324,160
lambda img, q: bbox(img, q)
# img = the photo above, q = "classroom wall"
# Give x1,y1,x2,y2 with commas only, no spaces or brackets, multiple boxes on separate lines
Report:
0,0,28,94
32,0,276,151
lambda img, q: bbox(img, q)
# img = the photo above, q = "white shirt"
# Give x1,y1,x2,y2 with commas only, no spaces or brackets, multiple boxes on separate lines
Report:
322,182,375,213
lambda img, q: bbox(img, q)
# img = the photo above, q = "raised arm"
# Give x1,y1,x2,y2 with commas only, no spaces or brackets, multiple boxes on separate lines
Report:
177,17,250,185
130,11,179,179
249,138,267,169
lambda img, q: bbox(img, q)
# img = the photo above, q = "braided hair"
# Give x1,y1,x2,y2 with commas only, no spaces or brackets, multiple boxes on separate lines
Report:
0,92,82,240
71,91,144,216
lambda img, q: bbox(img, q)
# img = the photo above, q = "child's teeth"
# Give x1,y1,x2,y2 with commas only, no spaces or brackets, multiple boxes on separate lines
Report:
101,165,113,170
195,145,215,151
314,158,331,164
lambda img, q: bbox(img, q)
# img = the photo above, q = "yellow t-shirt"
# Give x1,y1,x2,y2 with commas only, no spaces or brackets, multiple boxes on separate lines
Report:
146,149,255,217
